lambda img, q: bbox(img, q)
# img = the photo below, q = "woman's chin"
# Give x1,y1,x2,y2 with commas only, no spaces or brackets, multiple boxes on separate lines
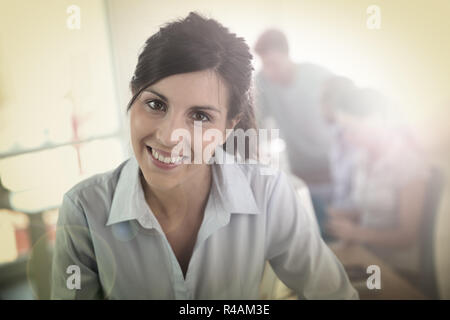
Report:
142,168,183,188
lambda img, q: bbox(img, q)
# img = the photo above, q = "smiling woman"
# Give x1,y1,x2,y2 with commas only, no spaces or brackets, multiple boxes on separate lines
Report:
50,11,358,300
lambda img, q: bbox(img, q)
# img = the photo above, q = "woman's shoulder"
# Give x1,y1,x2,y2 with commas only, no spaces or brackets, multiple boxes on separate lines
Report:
234,161,283,185
63,159,130,208
220,161,292,205
228,162,316,230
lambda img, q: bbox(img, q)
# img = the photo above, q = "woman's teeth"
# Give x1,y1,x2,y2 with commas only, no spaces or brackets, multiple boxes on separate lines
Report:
151,148,182,164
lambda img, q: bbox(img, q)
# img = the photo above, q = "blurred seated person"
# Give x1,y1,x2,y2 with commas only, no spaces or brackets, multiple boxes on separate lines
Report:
324,87,430,278
314,76,359,238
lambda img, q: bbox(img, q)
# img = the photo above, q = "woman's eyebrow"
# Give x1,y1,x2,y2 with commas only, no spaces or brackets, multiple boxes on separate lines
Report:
144,88,169,102
190,106,222,114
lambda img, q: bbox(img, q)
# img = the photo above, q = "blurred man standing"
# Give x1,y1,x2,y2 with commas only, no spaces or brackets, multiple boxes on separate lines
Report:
254,29,333,192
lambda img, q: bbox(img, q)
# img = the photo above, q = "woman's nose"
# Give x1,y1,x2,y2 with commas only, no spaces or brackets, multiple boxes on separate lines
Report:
155,114,186,148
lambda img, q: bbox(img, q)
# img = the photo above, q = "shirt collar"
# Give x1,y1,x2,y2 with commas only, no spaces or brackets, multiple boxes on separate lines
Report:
106,148,260,228
106,156,155,227
209,147,260,216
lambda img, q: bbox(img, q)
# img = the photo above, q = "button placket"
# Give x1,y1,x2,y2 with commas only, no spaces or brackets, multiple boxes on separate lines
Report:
157,229,189,299
183,246,200,298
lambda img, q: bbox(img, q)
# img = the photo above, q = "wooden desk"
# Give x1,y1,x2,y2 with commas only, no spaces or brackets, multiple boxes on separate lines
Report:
328,242,426,300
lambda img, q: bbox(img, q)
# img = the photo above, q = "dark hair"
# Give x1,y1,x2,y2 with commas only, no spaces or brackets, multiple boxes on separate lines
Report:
127,12,257,153
254,29,289,56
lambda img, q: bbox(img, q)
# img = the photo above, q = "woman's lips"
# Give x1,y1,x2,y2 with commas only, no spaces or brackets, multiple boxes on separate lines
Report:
146,146,184,170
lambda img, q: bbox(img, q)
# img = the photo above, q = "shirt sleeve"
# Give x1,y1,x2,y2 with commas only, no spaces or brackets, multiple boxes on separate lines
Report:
265,171,359,299
51,194,104,299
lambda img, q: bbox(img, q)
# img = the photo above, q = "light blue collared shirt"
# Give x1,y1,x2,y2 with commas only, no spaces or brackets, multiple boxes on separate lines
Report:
51,152,358,299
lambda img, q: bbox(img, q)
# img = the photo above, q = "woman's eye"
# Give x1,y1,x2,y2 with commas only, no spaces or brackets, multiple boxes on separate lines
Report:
192,112,210,122
145,99,166,112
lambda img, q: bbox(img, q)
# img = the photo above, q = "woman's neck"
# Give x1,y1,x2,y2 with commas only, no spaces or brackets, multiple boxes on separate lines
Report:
141,165,212,227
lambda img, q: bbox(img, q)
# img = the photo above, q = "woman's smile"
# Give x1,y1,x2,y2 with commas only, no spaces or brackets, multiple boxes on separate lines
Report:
146,145,186,170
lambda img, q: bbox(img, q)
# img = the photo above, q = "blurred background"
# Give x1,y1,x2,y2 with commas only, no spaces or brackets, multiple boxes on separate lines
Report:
0,0,448,299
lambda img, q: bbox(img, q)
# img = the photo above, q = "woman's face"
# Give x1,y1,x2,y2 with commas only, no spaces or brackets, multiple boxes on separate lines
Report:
130,69,237,191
